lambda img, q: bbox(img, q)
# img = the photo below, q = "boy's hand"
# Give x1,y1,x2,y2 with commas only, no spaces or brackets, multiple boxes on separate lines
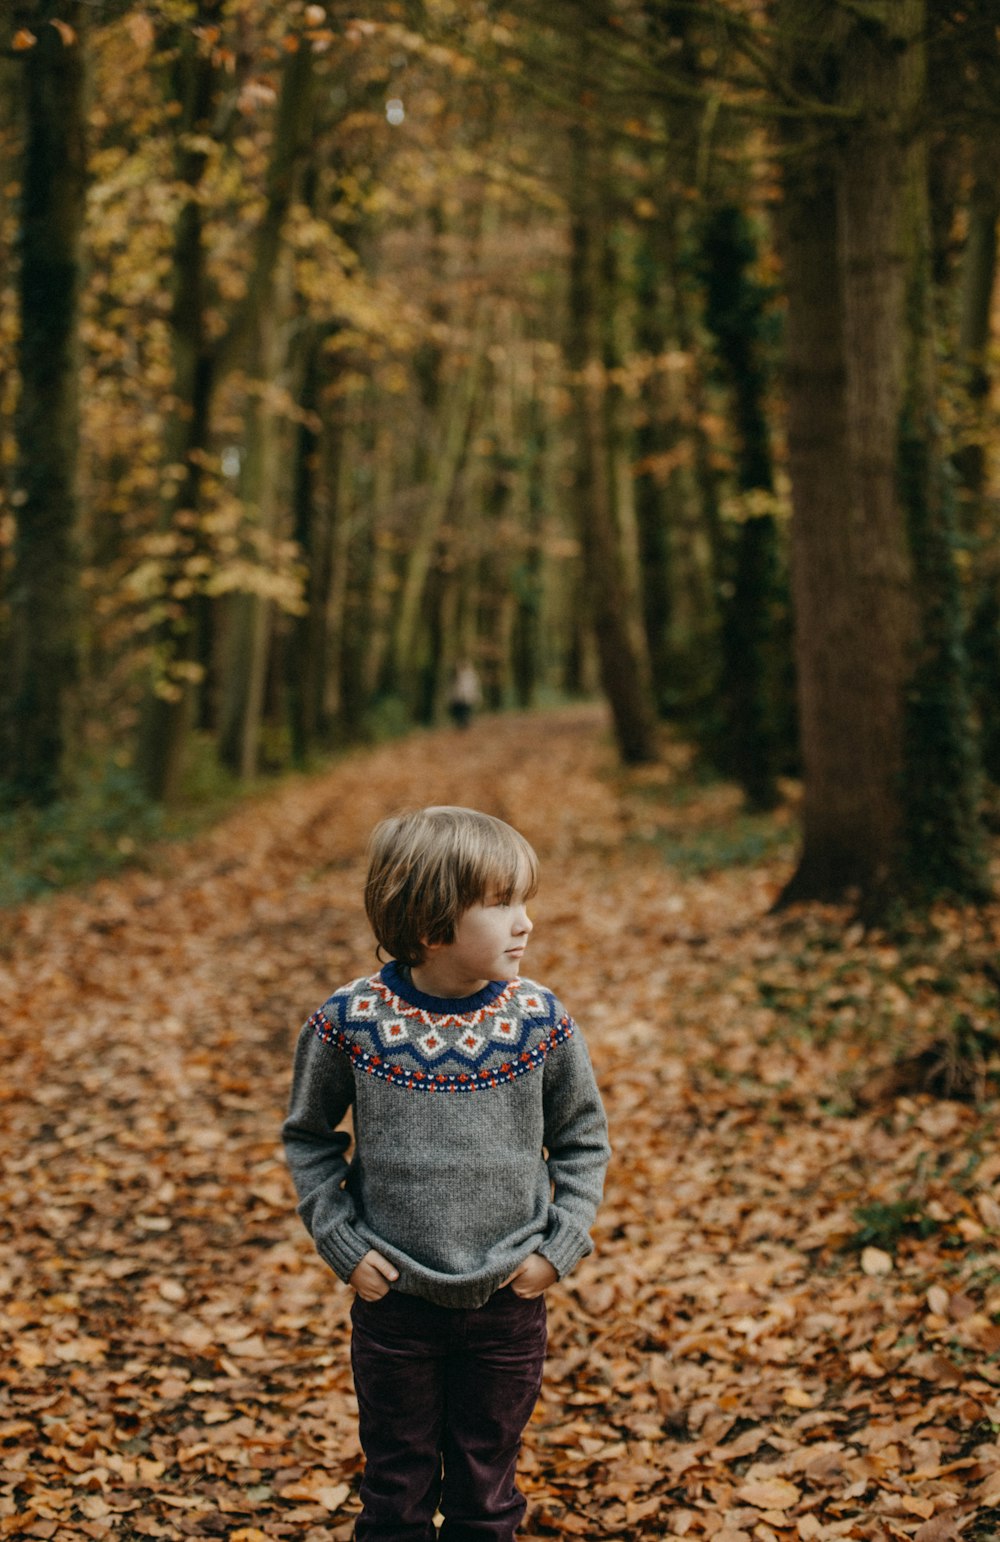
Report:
503,1253,558,1299
350,1250,399,1301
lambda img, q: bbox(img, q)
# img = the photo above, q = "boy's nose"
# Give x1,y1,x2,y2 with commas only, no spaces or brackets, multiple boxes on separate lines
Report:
514,910,533,935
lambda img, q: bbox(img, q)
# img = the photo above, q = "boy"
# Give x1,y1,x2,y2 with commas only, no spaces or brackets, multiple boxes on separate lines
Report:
282,805,610,1541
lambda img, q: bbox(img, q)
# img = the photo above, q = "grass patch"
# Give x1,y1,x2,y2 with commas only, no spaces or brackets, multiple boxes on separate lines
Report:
846,1199,940,1252
642,811,795,876
0,735,305,908
0,760,165,907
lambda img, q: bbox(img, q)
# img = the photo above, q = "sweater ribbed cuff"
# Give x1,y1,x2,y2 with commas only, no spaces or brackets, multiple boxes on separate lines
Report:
316,1222,371,1284
537,1209,593,1279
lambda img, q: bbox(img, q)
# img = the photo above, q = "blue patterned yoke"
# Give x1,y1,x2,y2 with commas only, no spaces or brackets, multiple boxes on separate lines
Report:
308,968,574,1093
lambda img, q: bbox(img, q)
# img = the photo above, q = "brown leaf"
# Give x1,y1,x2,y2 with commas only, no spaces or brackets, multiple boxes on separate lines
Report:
735,1478,801,1511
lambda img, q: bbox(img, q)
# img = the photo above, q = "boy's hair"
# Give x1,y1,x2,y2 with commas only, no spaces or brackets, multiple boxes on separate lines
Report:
365,806,538,966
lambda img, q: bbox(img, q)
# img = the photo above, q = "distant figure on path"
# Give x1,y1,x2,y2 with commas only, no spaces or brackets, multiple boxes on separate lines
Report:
447,659,482,729
283,805,610,1541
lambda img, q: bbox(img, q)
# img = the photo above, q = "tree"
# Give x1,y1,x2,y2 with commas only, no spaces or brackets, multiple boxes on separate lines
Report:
2,3,87,805
565,29,658,766
135,9,316,798
776,0,988,904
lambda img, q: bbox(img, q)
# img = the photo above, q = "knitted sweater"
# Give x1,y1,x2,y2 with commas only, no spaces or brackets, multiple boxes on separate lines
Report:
282,960,610,1309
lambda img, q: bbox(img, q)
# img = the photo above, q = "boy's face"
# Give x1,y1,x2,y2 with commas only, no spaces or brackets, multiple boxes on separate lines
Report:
417,864,534,997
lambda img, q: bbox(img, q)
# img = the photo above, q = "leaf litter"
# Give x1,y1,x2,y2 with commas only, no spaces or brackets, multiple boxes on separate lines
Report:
1,704,1000,1541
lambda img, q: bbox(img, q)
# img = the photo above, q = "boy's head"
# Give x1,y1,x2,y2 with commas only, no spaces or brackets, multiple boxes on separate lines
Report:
365,806,538,966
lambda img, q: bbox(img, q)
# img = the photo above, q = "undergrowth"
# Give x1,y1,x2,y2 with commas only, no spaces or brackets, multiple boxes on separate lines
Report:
0,738,290,908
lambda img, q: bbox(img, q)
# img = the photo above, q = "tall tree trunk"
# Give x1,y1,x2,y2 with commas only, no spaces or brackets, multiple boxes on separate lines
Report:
778,0,925,903
137,26,313,798
957,144,1000,783
3,2,86,805
632,203,678,712
897,79,988,896
776,142,850,901
135,2,222,802
566,70,657,765
699,203,786,809
385,343,486,706
287,326,337,765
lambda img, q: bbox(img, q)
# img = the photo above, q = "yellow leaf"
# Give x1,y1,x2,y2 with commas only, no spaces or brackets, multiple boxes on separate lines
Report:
279,1475,350,1512
861,1246,893,1276
13,28,36,49
781,1386,814,1408
975,1470,1000,1505
49,18,76,44
735,1478,800,1511
901,1497,936,1519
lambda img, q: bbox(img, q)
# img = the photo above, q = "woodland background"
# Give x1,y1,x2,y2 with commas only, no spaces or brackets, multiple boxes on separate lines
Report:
1,0,999,907
3,3,1000,1541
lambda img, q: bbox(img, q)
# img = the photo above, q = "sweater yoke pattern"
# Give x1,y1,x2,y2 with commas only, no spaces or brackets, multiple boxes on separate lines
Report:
309,972,574,1094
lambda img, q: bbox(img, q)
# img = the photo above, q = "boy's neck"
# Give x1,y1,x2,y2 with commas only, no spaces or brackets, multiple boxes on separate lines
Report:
408,960,491,1000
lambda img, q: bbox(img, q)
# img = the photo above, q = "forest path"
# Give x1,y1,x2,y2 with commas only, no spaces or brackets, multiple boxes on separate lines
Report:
2,705,999,1542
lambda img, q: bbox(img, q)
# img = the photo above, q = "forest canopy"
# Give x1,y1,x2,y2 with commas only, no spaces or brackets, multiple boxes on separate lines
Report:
1,0,999,909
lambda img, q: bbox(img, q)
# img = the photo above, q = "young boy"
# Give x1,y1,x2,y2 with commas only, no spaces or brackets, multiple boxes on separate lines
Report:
282,805,610,1542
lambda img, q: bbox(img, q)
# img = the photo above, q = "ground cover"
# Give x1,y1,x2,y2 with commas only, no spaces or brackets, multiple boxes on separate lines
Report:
1,704,999,1541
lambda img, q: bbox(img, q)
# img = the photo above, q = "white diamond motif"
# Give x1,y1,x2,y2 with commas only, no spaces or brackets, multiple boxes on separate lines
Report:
349,992,379,1020
490,1018,519,1044
417,1029,449,1059
379,1018,409,1049
454,1029,486,1058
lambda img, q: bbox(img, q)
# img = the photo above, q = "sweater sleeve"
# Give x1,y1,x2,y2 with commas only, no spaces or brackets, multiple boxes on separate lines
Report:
281,1014,371,1283
537,1016,611,1279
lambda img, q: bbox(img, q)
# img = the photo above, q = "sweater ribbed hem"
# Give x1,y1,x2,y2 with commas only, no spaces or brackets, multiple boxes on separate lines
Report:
315,1222,371,1284
537,1211,592,1279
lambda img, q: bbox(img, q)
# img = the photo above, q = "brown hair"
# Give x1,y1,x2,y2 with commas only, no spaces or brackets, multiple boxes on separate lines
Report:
364,806,538,966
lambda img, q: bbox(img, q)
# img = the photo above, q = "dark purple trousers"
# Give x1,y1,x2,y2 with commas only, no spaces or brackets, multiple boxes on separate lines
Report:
350,1285,548,1542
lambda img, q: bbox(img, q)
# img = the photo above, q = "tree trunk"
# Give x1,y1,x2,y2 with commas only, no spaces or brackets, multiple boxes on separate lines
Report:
956,144,1000,783
135,2,222,802
632,207,676,711
699,202,786,809
778,0,923,903
566,70,657,765
137,25,313,798
385,343,486,707
896,71,988,897
3,2,87,805
287,330,329,766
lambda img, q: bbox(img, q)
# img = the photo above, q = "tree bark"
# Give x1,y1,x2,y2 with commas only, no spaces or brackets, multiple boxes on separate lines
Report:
134,2,223,802
778,0,923,902
699,202,785,809
896,65,988,898
385,340,486,706
956,143,1000,783
137,24,313,798
566,61,658,766
3,2,87,805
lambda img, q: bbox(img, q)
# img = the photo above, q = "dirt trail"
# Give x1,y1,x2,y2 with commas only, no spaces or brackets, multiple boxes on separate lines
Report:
2,706,999,1541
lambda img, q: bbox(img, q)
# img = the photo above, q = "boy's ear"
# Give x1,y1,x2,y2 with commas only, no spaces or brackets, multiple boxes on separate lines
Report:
419,936,442,954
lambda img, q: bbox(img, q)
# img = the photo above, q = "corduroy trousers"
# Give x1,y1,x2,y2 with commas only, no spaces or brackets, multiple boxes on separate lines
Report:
350,1285,548,1542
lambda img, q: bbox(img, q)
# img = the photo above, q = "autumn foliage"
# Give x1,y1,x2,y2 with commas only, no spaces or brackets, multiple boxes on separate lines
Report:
2,705,1000,1540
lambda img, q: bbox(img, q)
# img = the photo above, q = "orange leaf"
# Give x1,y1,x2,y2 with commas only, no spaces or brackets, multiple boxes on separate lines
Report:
735,1478,801,1511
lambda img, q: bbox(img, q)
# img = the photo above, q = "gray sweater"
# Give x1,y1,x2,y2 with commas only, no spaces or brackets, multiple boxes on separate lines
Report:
282,960,610,1309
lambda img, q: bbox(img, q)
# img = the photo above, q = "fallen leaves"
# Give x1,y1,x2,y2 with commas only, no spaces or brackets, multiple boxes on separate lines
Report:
861,1246,894,1276
734,1476,801,1509
1,706,999,1539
